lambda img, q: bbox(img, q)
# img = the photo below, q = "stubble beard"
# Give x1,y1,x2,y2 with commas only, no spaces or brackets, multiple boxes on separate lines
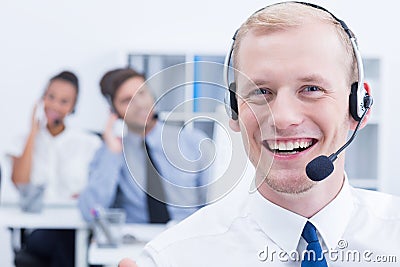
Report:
260,171,315,195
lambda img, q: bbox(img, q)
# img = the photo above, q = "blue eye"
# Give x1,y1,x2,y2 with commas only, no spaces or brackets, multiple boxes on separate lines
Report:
244,87,274,104
303,86,322,92
254,88,269,95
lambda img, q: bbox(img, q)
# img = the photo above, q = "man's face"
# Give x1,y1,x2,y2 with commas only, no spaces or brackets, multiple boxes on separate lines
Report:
233,21,353,194
113,76,155,131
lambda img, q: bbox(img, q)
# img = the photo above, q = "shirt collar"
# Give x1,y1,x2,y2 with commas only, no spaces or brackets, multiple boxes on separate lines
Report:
248,190,307,253
309,175,354,250
125,121,162,150
41,123,70,140
248,174,354,253
124,128,142,147
145,121,162,150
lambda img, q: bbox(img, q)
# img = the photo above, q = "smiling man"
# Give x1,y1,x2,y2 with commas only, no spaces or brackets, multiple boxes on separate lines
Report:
231,8,353,217
120,2,400,266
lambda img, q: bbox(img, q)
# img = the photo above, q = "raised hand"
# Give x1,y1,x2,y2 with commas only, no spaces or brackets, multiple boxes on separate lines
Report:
103,113,123,153
118,258,138,267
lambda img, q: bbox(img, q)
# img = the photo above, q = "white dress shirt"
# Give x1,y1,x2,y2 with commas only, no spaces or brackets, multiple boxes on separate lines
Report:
8,125,101,202
137,178,400,266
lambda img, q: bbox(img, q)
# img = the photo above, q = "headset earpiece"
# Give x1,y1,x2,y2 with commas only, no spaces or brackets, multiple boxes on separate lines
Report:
224,82,239,120
229,82,238,120
363,93,373,109
349,82,373,121
349,82,361,121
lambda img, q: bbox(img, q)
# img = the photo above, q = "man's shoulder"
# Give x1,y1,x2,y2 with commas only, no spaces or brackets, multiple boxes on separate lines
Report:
352,187,400,220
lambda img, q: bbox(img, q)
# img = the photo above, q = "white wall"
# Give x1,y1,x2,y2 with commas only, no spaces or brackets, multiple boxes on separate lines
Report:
0,0,268,145
1,0,400,265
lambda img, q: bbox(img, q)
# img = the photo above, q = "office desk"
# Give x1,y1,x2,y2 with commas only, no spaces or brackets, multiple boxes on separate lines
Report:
88,223,166,266
0,203,89,267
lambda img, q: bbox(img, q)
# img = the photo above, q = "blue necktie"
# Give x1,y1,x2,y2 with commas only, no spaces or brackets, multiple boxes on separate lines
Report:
301,222,328,267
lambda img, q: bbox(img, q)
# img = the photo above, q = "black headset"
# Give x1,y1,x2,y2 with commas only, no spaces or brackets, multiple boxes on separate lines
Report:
223,1,373,122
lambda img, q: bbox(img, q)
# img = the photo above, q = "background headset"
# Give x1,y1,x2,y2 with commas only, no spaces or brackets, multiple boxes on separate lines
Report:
223,1,373,122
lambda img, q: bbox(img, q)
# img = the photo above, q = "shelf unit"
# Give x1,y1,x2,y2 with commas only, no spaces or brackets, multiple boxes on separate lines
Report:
127,54,226,138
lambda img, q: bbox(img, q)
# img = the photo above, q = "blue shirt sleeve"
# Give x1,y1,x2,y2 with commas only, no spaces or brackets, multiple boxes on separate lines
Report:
78,144,124,222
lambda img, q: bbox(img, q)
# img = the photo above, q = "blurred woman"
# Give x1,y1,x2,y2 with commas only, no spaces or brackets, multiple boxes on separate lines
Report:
9,70,101,267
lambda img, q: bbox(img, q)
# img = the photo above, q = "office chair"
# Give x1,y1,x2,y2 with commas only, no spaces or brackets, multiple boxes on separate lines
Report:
11,223,51,267
14,245,51,267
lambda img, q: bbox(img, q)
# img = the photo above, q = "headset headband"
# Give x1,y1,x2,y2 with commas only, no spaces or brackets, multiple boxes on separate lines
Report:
223,1,367,121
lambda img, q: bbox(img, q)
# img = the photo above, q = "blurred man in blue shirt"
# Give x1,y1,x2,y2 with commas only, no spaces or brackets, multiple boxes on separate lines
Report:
79,68,211,224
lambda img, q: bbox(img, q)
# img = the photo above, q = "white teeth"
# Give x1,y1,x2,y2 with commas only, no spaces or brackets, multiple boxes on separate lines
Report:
267,140,313,152
294,141,299,148
279,142,286,151
286,142,294,150
273,142,278,150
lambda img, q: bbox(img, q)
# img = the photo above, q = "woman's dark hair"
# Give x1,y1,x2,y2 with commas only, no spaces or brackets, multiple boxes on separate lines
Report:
100,68,145,102
49,71,79,95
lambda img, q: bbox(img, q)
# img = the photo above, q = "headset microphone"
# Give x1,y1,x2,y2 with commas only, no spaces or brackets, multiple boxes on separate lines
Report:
306,95,373,181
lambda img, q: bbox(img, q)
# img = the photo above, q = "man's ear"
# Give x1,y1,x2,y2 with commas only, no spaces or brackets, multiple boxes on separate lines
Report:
229,118,240,132
350,82,372,130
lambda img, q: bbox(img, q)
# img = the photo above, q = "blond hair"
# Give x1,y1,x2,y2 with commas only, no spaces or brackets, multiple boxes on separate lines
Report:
232,2,358,84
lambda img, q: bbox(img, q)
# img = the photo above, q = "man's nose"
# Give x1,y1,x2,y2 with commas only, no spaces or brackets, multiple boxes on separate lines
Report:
268,93,303,130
